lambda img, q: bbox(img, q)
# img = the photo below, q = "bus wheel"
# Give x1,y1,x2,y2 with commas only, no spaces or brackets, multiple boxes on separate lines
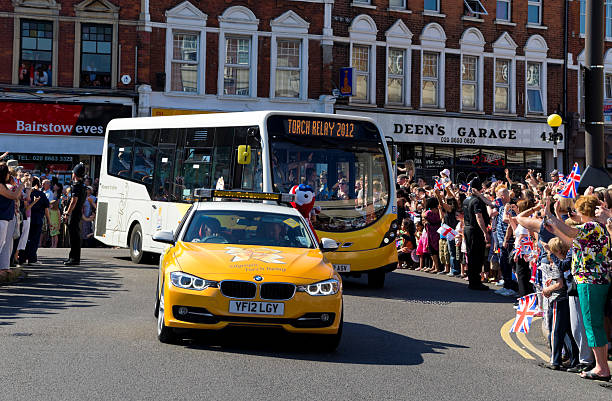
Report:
367,271,385,288
129,223,145,264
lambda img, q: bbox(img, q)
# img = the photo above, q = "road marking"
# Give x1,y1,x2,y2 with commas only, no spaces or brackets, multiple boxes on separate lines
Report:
516,330,549,362
500,318,534,360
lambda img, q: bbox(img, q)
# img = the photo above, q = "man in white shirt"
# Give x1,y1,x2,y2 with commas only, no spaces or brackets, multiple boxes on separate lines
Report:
42,179,56,201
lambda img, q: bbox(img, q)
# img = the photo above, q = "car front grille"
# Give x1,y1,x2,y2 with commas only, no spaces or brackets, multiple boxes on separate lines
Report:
260,283,296,301
220,281,257,299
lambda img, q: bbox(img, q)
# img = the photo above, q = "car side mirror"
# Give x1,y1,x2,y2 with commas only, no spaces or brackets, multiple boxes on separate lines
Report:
320,237,339,252
153,230,175,245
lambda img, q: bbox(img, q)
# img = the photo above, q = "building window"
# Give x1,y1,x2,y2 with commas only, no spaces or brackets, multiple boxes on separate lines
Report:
275,39,301,98
605,73,612,122
224,37,251,96
387,48,405,104
464,0,487,17
80,24,112,89
580,0,586,34
352,45,370,102
495,59,511,112
527,0,541,24
526,62,543,113
19,20,52,87
497,0,511,21
422,52,439,107
353,0,371,3
607,0,612,37
389,0,406,8
170,32,199,92
424,0,439,12
461,55,478,109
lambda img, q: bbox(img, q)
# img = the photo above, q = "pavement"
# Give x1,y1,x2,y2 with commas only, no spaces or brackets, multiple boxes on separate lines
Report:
0,248,610,401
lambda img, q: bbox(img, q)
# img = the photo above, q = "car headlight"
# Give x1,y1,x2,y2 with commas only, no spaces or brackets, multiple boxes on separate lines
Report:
297,279,340,296
170,271,217,291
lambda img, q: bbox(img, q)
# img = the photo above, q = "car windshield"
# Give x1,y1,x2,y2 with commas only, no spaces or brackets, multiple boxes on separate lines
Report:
267,115,390,232
182,210,316,248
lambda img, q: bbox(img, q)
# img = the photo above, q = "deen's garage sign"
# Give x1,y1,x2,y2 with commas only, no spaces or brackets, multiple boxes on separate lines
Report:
0,102,132,136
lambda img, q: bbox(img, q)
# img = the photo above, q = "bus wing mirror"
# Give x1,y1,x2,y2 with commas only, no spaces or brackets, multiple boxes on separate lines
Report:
237,145,251,165
153,230,175,245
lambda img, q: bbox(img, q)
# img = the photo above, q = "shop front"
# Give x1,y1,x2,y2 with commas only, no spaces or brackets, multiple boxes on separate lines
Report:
336,109,564,184
0,100,133,182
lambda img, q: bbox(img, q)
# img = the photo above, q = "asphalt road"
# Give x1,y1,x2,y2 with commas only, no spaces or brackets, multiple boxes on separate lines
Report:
1,248,610,401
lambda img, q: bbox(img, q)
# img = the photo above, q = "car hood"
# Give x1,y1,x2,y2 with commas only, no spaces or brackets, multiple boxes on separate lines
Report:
172,242,333,281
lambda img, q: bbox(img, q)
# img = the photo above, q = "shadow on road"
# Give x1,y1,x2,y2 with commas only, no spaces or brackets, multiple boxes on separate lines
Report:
342,271,510,304
181,322,468,365
0,256,123,327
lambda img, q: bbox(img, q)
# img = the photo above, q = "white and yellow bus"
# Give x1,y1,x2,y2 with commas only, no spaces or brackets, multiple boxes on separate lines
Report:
95,111,397,287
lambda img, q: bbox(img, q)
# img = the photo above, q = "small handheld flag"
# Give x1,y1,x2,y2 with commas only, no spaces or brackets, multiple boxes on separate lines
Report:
495,198,503,208
509,293,539,333
559,163,581,199
459,183,469,192
437,224,458,241
434,178,445,191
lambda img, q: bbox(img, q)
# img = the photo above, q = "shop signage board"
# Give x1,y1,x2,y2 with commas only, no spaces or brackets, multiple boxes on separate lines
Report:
0,102,132,136
337,110,564,150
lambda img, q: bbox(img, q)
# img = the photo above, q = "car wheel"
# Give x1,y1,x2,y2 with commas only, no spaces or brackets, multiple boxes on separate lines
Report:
130,223,144,264
367,271,385,288
157,283,177,344
315,310,343,352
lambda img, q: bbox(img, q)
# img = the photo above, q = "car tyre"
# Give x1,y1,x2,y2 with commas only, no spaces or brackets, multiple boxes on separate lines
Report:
315,310,343,353
130,223,145,264
367,271,385,288
157,283,177,344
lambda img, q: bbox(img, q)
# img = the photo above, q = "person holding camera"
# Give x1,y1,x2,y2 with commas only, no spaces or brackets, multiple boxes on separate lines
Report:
63,163,86,266
0,163,25,271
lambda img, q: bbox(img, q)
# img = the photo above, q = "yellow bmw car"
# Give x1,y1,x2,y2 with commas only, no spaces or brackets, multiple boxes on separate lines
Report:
153,190,343,351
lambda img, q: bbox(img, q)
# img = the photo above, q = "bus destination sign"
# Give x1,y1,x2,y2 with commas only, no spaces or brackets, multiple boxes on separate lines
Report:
267,115,380,142
286,118,355,138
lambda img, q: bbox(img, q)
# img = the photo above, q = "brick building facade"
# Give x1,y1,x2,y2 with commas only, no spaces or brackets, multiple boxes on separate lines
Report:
0,0,610,180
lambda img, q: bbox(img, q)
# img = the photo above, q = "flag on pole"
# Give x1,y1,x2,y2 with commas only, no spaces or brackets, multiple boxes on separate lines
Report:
459,183,469,192
509,293,539,333
558,163,581,198
437,224,458,241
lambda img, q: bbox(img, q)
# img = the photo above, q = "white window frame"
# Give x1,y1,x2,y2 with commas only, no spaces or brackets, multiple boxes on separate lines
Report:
349,15,378,106
459,28,484,112
580,0,586,35
351,44,372,103
270,10,309,101
606,0,612,38
424,0,440,13
421,52,440,108
461,55,479,110
389,0,407,9
386,47,406,105
494,58,512,113
524,34,548,115
385,19,412,107
164,1,207,95
419,23,446,109
527,0,541,25
526,62,544,114
169,31,200,93
496,0,511,22
218,6,259,98
492,32,517,114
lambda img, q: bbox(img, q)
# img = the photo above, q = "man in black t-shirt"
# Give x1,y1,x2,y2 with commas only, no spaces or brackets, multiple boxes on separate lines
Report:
23,177,49,265
462,177,490,290
64,163,86,266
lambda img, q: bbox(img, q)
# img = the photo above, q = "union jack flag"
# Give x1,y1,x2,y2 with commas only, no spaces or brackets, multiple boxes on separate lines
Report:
558,163,581,198
520,236,535,256
459,183,469,192
509,293,539,333
437,224,458,241
434,178,445,191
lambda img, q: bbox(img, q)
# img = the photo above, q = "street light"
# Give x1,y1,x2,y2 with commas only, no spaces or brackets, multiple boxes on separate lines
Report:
546,113,563,171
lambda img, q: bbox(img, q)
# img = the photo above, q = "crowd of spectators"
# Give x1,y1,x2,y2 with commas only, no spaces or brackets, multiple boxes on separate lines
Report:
0,158,98,280
394,167,612,381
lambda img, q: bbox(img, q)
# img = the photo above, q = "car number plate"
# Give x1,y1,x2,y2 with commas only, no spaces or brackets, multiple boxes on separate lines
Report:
333,264,351,272
228,301,284,316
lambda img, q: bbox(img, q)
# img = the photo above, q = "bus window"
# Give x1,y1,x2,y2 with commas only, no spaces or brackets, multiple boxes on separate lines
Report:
212,127,234,190
107,130,134,178
133,130,158,193
154,145,175,201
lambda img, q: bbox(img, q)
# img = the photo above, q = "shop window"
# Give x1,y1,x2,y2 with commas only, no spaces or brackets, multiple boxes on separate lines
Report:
526,62,543,113
352,45,370,102
422,52,439,107
495,59,511,112
224,36,251,96
424,0,439,12
275,39,301,98
171,32,199,93
497,0,511,21
19,20,53,87
525,151,543,168
107,130,134,178
387,48,405,104
527,0,541,24
461,55,478,110
80,24,112,89
506,149,524,166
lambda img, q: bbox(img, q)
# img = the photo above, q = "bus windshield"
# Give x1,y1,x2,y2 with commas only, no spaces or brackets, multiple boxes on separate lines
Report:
267,115,390,232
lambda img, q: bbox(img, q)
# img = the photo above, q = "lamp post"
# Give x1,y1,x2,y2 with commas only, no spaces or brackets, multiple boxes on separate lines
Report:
546,113,563,171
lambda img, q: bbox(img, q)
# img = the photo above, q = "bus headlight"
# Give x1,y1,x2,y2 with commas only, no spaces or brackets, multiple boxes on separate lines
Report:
170,271,218,291
297,279,340,296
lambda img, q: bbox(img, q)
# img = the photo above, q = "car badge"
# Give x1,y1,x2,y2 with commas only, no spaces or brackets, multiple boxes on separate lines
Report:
253,275,263,281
